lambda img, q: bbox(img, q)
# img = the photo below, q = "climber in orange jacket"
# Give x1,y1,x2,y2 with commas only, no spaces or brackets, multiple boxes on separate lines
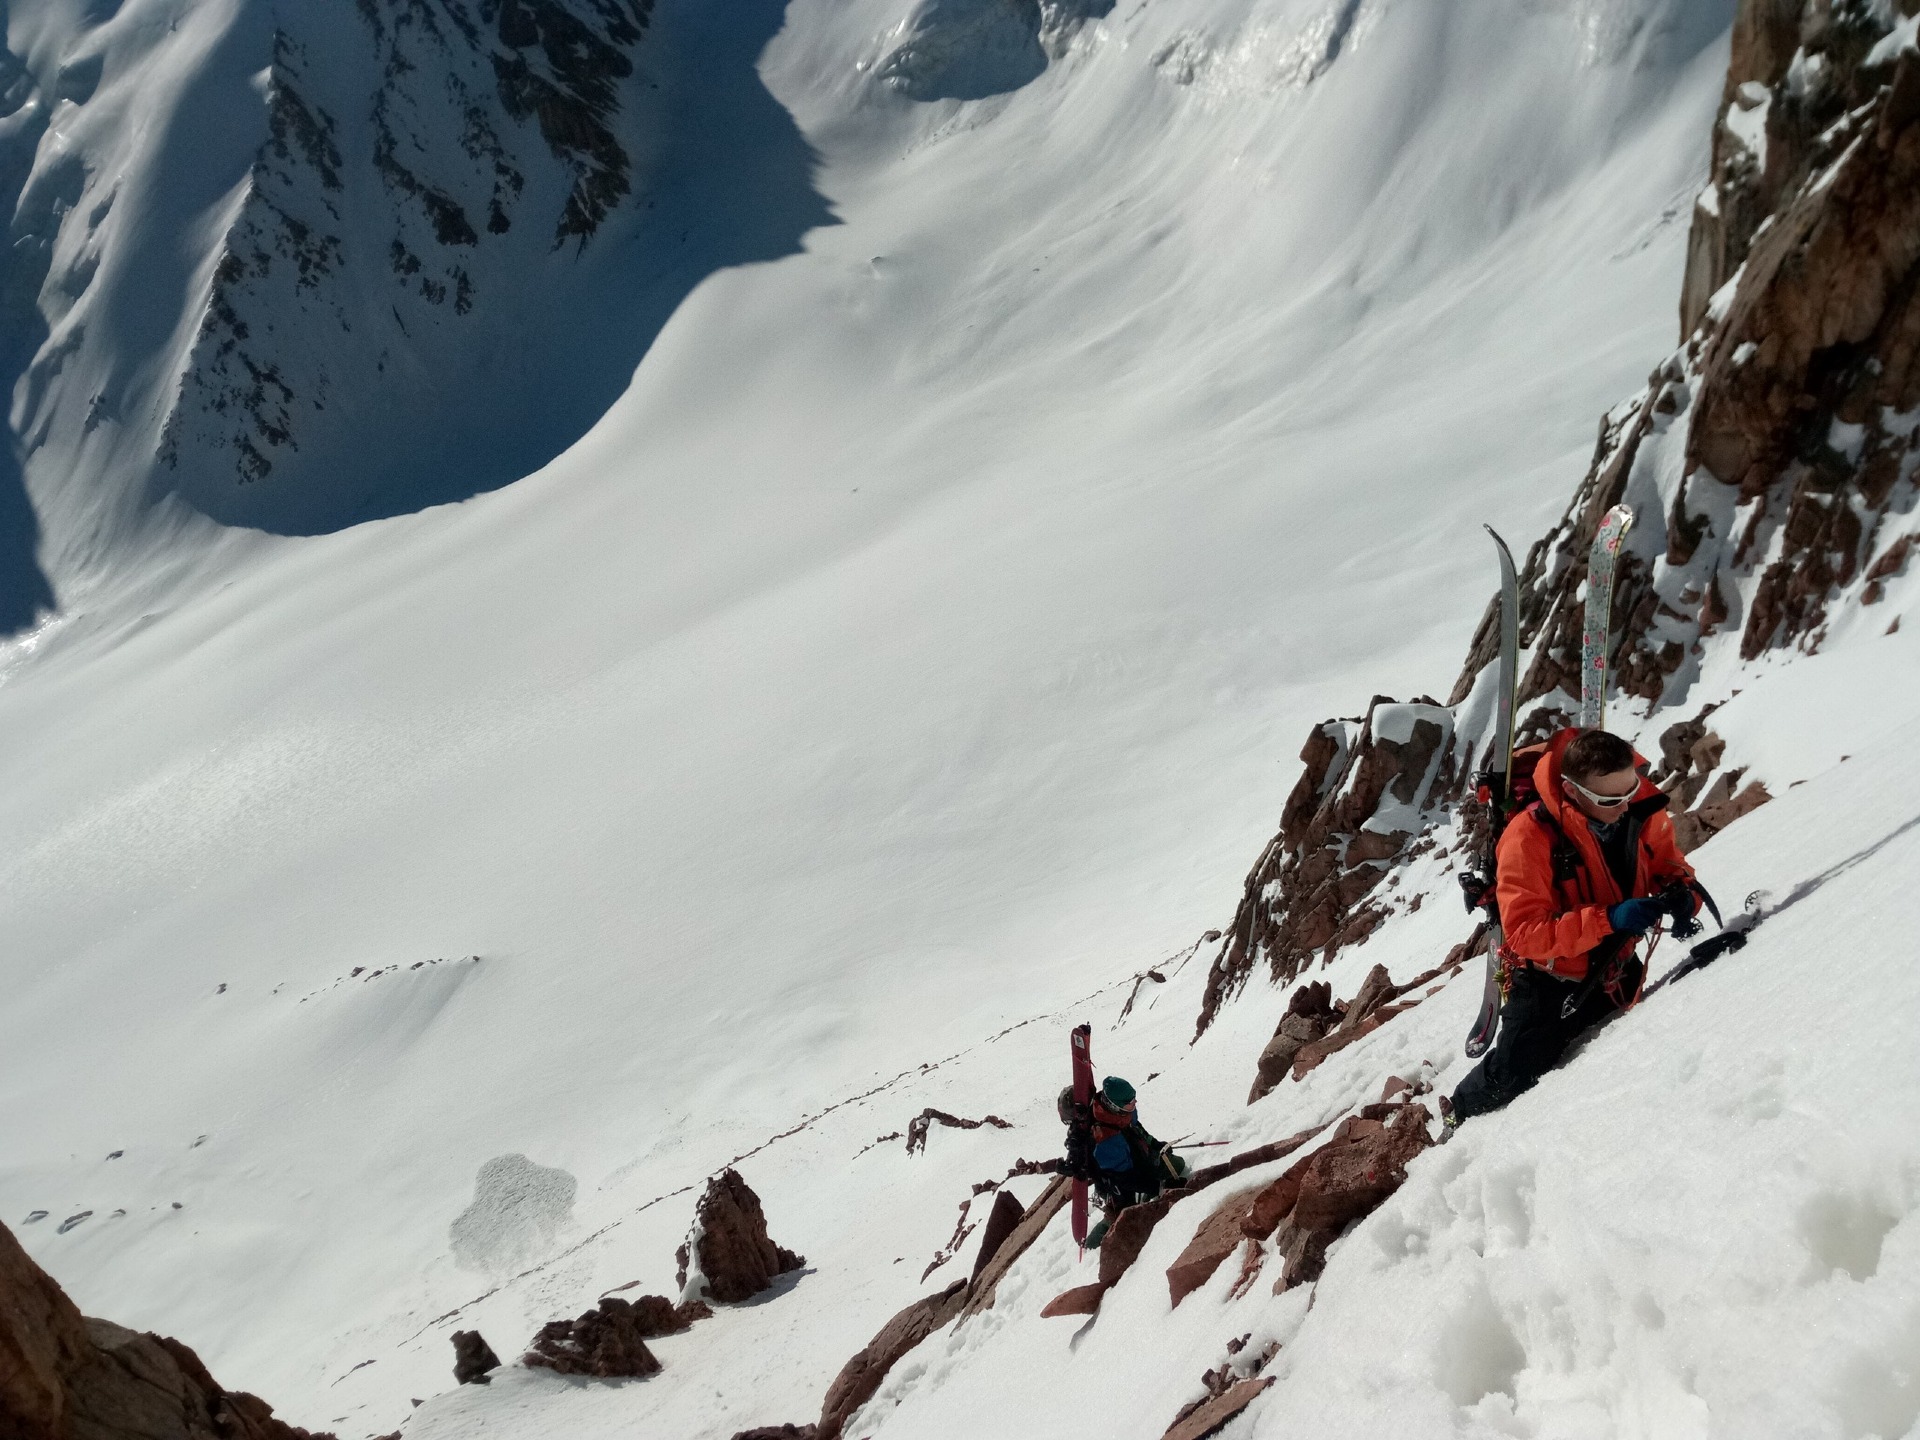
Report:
1446,727,1703,1124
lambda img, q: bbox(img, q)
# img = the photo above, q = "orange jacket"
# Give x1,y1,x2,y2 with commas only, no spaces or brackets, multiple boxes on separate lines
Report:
1494,728,1696,980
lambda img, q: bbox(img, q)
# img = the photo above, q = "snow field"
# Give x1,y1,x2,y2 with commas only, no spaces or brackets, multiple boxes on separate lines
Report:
0,1,1805,1437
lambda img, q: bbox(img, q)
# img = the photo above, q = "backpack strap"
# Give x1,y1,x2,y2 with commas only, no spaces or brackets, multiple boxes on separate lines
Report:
1529,802,1583,886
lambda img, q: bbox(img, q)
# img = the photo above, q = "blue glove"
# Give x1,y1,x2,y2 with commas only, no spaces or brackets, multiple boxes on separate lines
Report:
1607,898,1665,935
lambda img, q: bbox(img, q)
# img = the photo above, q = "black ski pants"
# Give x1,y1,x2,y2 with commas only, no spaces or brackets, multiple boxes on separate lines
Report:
1449,960,1641,1121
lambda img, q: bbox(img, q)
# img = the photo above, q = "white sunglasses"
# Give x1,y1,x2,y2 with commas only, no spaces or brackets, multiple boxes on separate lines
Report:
1564,776,1635,810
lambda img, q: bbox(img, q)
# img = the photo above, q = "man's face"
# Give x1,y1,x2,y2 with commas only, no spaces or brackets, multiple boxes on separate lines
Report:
1562,766,1638,822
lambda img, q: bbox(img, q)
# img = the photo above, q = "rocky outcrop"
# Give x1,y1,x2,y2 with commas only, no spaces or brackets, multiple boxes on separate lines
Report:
0,1219,335,1440
1264,1103,1433,1293
1197,698,1456,1035
1181,1122,1332,1192
521,1296,664,1378
449,1330,500,1384
1455,0,1920,717
1165,1186,1267,1307
1157,1102,1433,1307
676,1169,805,1305
2,1217,90,1440
1246,981,1337,1102
1159,1376,1274,1440
968,1189,1026,1285
1038,1122,1333,1317
957,1176,1071,1318
902,1109,1012,1155
630,1294,712,1336
816,1280,969,1439
1038,1282,1108,1318
1246,960,1462,1103
809,1177,1071,1433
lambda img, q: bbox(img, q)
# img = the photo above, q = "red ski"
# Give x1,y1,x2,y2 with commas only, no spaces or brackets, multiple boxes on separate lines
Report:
1069,1023,1094,1246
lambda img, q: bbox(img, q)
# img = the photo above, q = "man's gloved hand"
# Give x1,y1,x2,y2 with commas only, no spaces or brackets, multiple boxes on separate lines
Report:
1607,897,1665,935
1659,880,1703,939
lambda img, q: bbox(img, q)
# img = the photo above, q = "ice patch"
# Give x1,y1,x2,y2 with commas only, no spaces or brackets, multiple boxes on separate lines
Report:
448,1154,577,1275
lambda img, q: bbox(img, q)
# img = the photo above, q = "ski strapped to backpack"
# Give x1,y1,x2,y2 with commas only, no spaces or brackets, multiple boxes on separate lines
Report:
1460,526,1520,1058
1067,1023,1094,1248
1580,504,1636,729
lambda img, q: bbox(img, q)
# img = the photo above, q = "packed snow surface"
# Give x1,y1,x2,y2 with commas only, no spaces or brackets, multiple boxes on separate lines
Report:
15,1,1909,1438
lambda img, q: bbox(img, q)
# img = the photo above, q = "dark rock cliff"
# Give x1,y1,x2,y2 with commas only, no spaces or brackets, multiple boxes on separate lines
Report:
157,0,656,528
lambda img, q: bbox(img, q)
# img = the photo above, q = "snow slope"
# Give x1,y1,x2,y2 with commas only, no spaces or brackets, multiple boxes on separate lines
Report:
0,0,1755,1435
794,618,1920,1440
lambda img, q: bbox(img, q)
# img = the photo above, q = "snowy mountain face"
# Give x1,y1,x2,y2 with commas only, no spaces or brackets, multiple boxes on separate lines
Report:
157,0,657,532
0,0,821,600
11,0,1917,1438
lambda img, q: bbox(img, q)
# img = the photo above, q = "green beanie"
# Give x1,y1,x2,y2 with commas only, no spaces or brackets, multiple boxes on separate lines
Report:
1100,1076,1136,1107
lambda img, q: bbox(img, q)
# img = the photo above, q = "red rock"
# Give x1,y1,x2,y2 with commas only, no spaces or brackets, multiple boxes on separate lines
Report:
0,1219,336,1440
1159,1376,1274,1440
958,1177,1070,1319
1,1218,90,1440
1224,1239,1266,1300
817,1280,968,1439
1165,1189,1261,1308
450,1330,499,1385
1038,1283,1107,1318
1270,1220,1332,1293
1096,1193,1180,1289
1290,999,1416,1080
1196,701,1453,1037
731,1426,816,1439
1240,1152,1315,1242
629,1295,710,1338
1290,1105,1432,1235
1222,1122,1330,1178
523,1297,663,1378
675,1169,804,1305
968,1189,1024,1287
